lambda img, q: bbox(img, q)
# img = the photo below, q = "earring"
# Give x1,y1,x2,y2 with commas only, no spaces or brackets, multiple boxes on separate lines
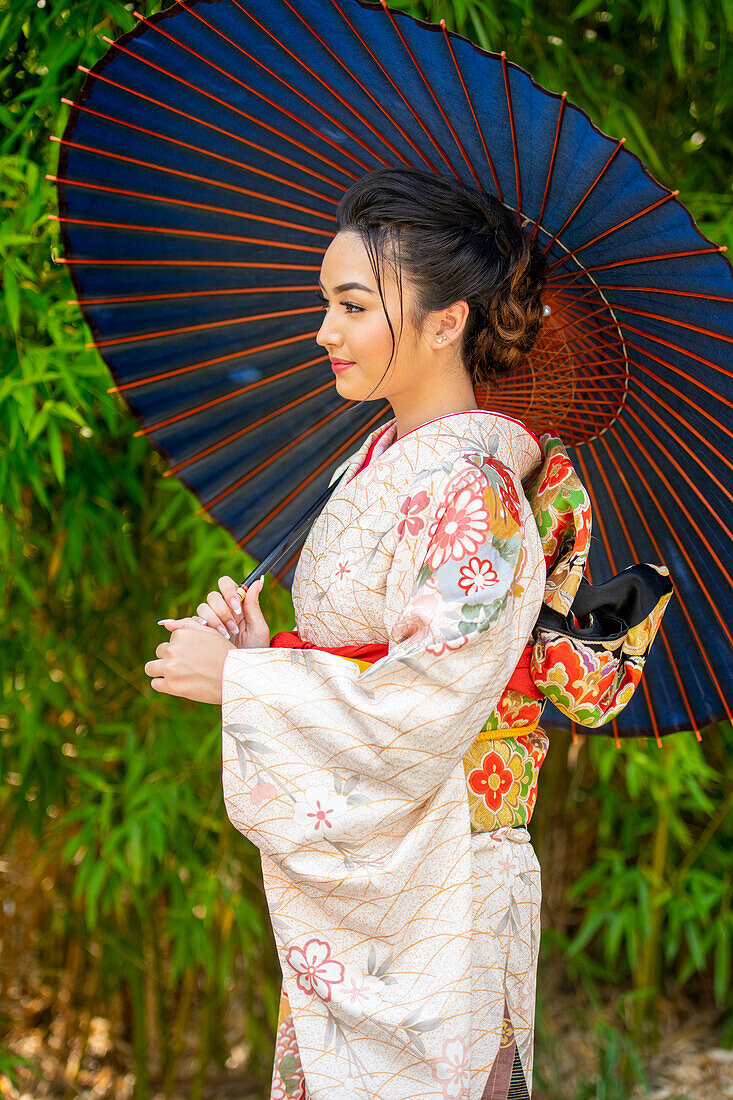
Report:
437,335,447,343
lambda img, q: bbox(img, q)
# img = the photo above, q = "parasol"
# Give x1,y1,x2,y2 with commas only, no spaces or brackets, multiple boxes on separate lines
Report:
49,0,733,739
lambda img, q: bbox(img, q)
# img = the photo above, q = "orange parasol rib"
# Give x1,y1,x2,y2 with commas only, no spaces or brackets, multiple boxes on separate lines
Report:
134,355,328,436
72,67,348,194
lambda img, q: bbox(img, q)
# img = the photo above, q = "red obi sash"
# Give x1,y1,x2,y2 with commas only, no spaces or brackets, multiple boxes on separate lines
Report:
269,631,541,699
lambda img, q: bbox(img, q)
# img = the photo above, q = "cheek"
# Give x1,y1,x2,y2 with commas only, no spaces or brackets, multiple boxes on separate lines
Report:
356,313,396,363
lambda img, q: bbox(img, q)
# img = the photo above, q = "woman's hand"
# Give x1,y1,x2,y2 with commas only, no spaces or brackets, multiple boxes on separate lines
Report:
195,574,270,649
144,618,233,704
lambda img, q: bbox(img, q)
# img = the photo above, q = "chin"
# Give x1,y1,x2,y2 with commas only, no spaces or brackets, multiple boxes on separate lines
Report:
333,370,357,391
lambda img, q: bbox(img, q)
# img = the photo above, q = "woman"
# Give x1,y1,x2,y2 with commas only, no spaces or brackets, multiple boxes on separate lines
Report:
146,168,671,1099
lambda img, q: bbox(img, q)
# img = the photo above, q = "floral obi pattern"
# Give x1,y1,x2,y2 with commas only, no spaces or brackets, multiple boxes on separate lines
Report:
463,690,548,833
523,434,673,732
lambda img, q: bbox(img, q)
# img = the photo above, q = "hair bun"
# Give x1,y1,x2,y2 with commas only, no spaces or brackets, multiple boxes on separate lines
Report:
467,227,548,380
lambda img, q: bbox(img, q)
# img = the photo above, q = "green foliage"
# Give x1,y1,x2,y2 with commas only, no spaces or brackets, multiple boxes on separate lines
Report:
563,732,733,1018
1,0,731,1093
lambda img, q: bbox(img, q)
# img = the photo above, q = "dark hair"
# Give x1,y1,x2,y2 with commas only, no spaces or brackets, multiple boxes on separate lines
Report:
333,167,548,404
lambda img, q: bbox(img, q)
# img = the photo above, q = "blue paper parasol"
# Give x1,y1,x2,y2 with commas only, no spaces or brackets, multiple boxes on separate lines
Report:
50,0,733,739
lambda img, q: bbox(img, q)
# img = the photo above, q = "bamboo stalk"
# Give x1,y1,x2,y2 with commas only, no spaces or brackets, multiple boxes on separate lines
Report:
162,970,196,1098
192,966,209,1100
633,777,671,1038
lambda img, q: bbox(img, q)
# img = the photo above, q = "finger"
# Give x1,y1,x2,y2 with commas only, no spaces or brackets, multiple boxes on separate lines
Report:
207,590,239,638
242,575,265,617
218,575,243,617
150,677,168,693
195,602,232,639
144,658,167,676
160,616,212,633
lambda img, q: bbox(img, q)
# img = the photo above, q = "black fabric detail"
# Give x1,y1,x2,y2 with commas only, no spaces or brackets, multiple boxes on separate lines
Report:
507,1047,531,1099
536,564,673,642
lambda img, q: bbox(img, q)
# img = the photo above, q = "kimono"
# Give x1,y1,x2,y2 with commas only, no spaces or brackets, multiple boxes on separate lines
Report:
221,409,672,1100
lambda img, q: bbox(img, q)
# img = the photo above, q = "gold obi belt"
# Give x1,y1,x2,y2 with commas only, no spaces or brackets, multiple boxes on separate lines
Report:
270,632,549,836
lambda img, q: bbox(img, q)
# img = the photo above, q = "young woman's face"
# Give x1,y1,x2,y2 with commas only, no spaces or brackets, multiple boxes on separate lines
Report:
315,229,425,403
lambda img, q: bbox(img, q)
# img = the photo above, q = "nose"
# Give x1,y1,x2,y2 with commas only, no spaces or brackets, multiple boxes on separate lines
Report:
315,309,342,352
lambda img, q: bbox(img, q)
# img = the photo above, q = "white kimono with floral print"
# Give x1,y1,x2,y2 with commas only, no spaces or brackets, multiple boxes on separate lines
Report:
222,410,547,1099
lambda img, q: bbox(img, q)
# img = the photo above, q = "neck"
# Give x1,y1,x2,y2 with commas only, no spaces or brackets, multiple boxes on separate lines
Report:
390,370,479,441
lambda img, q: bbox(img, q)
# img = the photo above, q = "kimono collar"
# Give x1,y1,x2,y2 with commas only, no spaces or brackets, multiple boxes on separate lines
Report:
356,409,543,482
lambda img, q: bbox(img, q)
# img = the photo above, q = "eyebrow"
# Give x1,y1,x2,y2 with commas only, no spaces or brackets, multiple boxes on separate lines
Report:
318,277,376,295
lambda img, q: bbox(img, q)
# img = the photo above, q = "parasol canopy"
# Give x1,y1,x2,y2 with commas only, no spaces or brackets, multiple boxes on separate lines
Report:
49,0,733,739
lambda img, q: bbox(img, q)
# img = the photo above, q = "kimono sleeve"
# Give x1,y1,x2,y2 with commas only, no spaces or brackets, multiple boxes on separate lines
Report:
221,453,544,863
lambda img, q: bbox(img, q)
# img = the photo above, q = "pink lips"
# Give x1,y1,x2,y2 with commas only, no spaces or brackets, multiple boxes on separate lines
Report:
329,357,355,373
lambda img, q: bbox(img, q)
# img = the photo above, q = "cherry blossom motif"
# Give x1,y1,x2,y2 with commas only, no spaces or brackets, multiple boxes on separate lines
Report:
426,485,491,570
329,556,355,589
431,1035,470,1099
331,962,385,1012
250,781,278,806
396,489,430,538
425,634,470,658
357,449,399,487
457,555,500,596
293,786,349,841
285,938,345,1000
487,850,518,889
511,966,537,1017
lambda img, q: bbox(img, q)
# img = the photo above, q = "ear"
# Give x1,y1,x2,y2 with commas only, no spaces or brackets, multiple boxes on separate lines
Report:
435,299,470,344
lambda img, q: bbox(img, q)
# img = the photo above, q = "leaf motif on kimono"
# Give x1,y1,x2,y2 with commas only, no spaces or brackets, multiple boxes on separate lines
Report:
334,1028,343,1056
243,740,276,755
346,793,369,806
408,1033,426,1056
367,945,377,974
234,741,247,781
355,686,376,702
400,1008,423,1029
342,775,359,796
510,896,522,927
324,1013,335,1047
333,773,344,795
415,563,432,588
396,656,426,674
303,649,314,673
343,859,354,872
225,722,261,735
374,949,393,977
495,908,511,935
518,871,534,886
410,1017,443,1033
270,915,290,939
363,537,391,569
381,975,398,986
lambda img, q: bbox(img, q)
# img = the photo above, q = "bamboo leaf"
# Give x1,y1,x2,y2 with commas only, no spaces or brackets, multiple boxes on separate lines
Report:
4,266,20,333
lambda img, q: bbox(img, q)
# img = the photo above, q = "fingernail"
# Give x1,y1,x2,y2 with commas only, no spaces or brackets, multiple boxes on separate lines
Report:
216,625,229,639
195,616,208,625
226,619,238,635
257,575,265,593
157,619,172,626
229,597,242,614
